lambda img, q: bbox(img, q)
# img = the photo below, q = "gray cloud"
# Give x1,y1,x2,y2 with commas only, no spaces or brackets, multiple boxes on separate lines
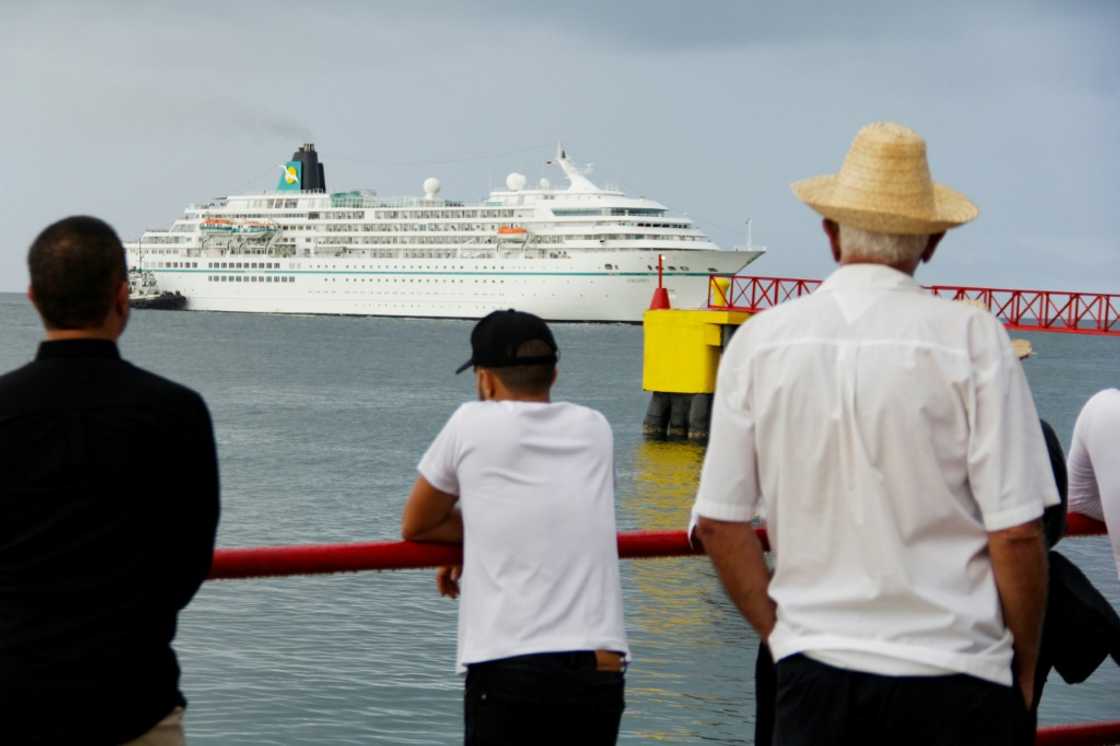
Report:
1,1,1116,295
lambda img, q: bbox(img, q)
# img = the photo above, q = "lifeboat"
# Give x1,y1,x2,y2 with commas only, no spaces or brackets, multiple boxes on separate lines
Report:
237,220,277,236
200,217,237,233
497,225,529,238
200,217,276,237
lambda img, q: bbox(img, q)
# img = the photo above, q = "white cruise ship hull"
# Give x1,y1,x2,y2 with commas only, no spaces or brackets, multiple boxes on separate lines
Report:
134,248,761,323
128,143,770,322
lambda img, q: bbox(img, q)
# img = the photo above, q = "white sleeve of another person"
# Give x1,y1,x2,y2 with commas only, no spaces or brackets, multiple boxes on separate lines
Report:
691,337,761,523
967,317,1060,531
417,405,463,496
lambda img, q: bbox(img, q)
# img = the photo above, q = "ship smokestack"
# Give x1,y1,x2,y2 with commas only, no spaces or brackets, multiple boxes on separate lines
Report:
292,143,327,192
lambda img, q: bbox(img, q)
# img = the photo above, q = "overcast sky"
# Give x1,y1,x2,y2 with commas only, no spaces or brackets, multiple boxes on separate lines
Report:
1,1,1116,293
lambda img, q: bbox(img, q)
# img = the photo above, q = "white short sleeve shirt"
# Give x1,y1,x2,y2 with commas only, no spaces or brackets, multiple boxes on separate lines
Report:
692,264,1059,686
1068,388,1120,578
419,400,629,673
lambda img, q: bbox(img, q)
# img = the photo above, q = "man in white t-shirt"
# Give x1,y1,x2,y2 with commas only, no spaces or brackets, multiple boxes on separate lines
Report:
692,123,1058,745
401,309,629,746
1068,388,1120,578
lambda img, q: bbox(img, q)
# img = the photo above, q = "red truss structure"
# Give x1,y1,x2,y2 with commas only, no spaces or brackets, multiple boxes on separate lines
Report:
708,276,1119,336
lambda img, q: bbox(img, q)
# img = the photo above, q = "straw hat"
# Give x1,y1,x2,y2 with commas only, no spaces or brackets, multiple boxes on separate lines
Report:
792,122,979,235
957,299,1033,359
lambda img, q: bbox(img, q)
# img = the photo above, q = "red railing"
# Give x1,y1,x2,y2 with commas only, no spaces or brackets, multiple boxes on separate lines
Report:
707,274,822,312
1037,721,1120,746
207,517,1114,744
708,276,1120,336
209,516,1105,580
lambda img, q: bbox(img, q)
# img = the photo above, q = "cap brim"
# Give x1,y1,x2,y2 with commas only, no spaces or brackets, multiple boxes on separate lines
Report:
454,359,473,374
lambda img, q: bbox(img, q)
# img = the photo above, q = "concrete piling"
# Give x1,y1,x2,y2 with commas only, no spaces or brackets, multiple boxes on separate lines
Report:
642,392,672,438
687,393,713,441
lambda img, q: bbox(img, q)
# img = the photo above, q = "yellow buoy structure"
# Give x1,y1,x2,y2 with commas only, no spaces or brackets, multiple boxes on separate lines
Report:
641,306,749,442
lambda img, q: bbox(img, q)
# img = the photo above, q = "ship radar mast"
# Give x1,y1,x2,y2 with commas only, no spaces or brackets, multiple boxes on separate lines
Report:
546,143,600,193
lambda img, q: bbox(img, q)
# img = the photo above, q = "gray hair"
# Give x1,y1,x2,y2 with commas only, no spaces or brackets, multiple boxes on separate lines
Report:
838,224,929,265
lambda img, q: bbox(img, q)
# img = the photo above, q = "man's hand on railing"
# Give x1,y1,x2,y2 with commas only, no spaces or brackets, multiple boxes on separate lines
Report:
437,566,462,599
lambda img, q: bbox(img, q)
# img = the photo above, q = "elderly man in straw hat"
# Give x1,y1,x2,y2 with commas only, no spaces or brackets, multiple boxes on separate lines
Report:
691,122,1059,745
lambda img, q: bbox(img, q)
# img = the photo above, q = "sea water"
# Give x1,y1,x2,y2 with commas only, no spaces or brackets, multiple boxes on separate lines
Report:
0,293,1116,744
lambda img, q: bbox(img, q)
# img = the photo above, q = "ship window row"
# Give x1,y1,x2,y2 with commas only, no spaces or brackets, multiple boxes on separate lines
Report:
373,208,517,220
295,208,524,220
143,236,192,244
207,261,282,269
316,223,523,233
216,212,307,220
155,261,199,268
243,199,301,209
557,234,702,242
208,275,295,283
313,235,556,245
552,208,667,217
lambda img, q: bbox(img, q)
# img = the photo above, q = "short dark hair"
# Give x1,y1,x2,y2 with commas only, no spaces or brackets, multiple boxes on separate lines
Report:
489,339,556,395
28,216,127,329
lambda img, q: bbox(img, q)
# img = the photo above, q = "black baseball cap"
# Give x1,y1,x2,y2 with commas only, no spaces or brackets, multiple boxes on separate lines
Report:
455,309,559,374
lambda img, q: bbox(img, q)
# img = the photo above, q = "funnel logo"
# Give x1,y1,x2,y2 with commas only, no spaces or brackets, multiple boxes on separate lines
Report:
277,160,302,192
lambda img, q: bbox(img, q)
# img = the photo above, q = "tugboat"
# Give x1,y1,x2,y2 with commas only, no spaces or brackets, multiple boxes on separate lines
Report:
128,268,187,310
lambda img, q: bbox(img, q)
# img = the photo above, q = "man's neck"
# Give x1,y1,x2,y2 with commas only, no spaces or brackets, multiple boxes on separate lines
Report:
43,328,119,343
489,392,551,403
838,257,919,277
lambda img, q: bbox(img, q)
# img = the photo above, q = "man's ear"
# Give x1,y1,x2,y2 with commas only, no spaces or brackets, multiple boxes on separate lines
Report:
110,279,130,335
921,232,945,264
476,368,494,399
115,279,129,311
823,219,842,263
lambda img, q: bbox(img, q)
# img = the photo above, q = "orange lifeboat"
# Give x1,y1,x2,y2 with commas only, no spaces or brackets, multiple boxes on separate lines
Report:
497,224,528,237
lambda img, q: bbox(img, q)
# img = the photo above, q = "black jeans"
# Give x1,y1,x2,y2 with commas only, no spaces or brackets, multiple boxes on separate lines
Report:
774,654,1029,746
464,651,625,746
755,643,777,746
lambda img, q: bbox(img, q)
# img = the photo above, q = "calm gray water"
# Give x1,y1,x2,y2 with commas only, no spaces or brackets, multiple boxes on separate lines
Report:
1,292,1117,744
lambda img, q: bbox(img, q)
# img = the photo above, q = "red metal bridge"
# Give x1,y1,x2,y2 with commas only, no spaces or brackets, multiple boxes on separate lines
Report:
708,275,1120,336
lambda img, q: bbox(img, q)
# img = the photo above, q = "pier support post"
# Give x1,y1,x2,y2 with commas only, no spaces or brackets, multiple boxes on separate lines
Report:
668,394,691,440
687,394,713,443
642,392,672,438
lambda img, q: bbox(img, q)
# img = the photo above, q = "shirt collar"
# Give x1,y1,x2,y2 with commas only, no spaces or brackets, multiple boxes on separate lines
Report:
819,263,924,294
36,339,121,361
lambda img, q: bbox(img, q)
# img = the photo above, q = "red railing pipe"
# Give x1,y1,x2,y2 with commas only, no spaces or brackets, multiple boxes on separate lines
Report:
211,528,731,580
1036,720,1120,745
209,521,1107,581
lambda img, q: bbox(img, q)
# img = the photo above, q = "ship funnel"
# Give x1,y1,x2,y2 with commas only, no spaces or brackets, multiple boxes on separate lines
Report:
292,143,327,192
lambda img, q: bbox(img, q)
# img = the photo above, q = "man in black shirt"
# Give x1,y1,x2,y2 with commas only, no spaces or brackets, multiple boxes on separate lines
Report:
0,216,220,744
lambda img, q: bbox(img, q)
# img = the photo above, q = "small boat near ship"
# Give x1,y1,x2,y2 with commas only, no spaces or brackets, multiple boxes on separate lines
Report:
128,269,186,310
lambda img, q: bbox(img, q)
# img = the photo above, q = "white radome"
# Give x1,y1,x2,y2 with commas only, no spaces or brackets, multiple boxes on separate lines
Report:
422,177,441,197
506,172,527,192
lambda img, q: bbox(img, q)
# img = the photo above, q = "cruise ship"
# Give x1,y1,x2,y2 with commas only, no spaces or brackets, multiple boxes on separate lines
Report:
124,144,764,322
